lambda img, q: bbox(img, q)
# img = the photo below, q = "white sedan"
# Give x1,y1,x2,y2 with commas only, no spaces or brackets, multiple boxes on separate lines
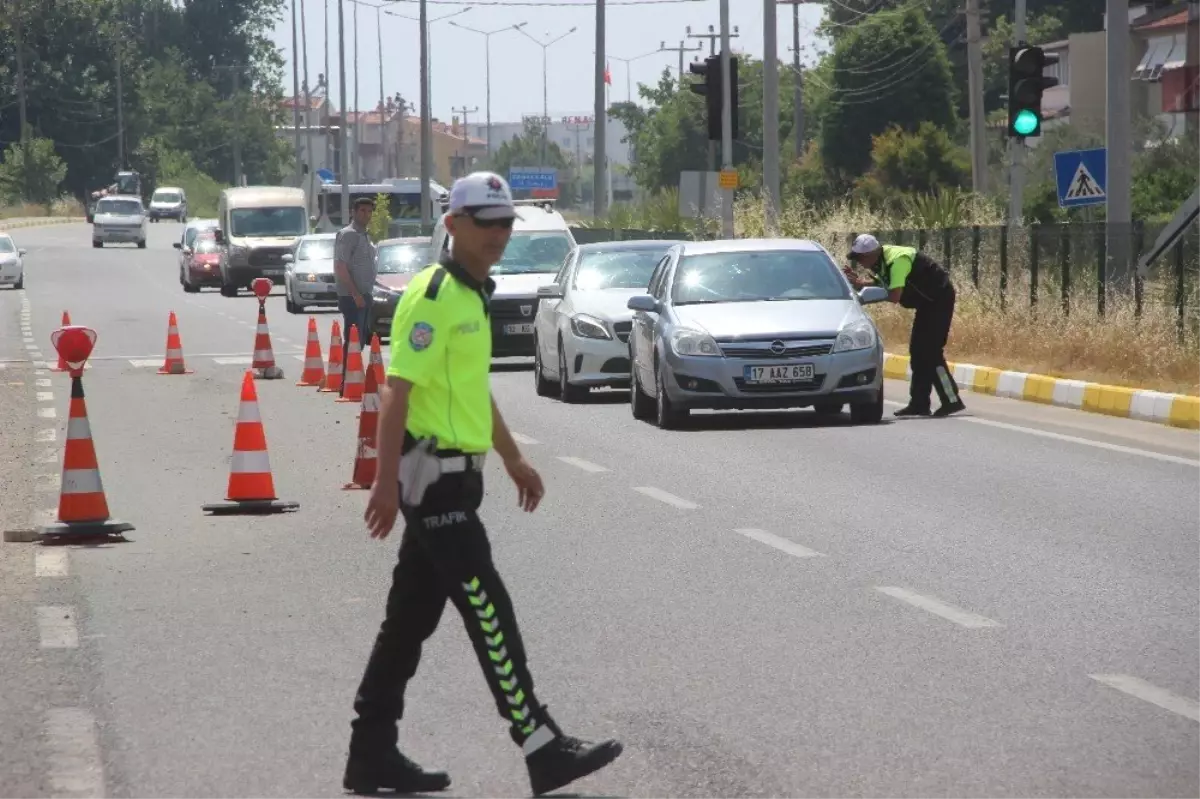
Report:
533,239,681,402
0,234,26,289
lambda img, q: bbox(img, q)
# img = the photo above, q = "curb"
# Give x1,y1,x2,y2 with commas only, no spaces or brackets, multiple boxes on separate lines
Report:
882,353,1200,431
0,217,86,231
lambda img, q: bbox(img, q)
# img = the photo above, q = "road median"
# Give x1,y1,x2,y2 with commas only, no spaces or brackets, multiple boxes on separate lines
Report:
0,216,86,231
882,352,1200,430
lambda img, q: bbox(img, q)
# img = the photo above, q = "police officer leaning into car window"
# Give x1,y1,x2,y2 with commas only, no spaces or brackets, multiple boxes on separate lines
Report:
345,171,623,798
845,234,966,418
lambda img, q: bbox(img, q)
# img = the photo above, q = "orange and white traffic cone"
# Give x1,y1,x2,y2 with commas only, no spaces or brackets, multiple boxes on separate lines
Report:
296,317,325,387
202,371,299,515
51,311,71,372
367,333,385,387
39,373,134,540
318,321,343,394
251,302,284,379
157,311,193,374
337,325,365,403
343,352,380,490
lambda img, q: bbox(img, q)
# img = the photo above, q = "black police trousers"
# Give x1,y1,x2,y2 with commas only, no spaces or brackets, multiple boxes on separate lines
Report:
350,468,551,751
908,286,962,410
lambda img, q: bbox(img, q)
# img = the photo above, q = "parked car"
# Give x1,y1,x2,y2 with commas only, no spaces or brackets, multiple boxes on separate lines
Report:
533,239,682,401
626,238,888,428
0,234,26,289
283,233,338,313
148,186,188,222
368,237,433,339
92,195,147,249
178,232,223,292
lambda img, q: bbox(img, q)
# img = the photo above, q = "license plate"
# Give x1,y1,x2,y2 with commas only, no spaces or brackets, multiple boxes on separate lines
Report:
503,324,534,335
743,363,814,384
263,269,284,277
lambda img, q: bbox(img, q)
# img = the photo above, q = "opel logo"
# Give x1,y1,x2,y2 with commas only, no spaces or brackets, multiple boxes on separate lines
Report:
770,340,786,355
520,305,532,316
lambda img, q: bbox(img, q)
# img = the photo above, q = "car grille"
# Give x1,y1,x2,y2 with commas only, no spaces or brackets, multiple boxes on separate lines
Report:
733,375,826,393
719,342,833,358
490,297,538,322
612,321,632,343
248,248,290,267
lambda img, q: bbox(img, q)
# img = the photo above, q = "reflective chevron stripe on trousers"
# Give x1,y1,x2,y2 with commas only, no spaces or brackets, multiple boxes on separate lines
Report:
350,469,557,756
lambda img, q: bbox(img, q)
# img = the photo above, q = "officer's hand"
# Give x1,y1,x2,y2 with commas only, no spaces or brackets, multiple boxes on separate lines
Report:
504,456,545,513
365,479,400,539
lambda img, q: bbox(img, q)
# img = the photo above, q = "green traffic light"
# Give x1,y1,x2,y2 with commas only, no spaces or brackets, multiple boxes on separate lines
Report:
1013,109,1039,136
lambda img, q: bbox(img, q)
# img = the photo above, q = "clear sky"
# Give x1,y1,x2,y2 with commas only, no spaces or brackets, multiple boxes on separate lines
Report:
269,0,830,126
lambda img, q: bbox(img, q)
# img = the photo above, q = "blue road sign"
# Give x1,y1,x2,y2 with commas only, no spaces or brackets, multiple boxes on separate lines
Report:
508,167,557,191
1054,148,1107,209
316,168,335,184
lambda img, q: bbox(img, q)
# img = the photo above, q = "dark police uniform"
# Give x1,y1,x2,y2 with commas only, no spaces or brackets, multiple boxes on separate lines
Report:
346,254,620,797
874,245,964,415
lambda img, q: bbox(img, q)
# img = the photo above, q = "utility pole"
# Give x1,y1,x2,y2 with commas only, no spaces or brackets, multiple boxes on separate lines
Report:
377,5,386,180
353,0,360,182
116,42,125,168
687,24,739,172
719,0,734,238
14,1,28,143
762,0,780,231
301,0,314,204
337,0,349,215
450,21,524,160
966,0,987,194
451,106,477,177
512,24,577,167
324,0,332,177
593,0,607,217
1106,0,1132,284
419,0,432,230
660,39,703,79
291,0,303,186
231,68,243,186
1007,0,1027,223
778,0,804,158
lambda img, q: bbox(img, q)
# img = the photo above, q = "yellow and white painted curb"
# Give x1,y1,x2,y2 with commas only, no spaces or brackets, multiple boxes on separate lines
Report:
0,216,86,231
883,353,1200,430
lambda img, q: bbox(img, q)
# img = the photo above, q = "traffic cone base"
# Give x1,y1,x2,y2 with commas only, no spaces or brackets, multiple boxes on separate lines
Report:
201,498,299,515
40,518,134,540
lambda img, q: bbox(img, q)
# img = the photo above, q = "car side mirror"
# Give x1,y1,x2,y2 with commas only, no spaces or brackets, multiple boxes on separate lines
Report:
536,283,562,299
18,248,27,256
282,253,294,264
627,295,659,313
858,286,889,305
173,242,181,249
214,229,225,244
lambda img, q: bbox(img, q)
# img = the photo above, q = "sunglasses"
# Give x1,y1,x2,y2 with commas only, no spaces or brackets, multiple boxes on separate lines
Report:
455,213,513,230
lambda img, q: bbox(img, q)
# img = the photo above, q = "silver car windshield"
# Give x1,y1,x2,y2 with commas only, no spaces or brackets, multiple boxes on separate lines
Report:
377,244,431,274
573,248,668,291
672,250,851,305
494,232,572,275
297,239,336,261
96,199,142,216
153,192,181,203
0,237,14,254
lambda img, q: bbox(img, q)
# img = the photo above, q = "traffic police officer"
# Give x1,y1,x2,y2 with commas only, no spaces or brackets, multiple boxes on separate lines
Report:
845,234,966,417
346,172,623,797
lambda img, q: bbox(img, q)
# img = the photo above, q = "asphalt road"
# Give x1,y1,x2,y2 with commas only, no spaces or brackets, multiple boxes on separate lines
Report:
2,221,1198,799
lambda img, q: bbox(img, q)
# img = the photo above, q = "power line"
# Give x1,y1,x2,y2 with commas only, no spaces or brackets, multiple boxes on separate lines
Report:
378,0,703,5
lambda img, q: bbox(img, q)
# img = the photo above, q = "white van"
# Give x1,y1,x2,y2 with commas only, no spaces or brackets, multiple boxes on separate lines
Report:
430,199,575,357
214,186,308,297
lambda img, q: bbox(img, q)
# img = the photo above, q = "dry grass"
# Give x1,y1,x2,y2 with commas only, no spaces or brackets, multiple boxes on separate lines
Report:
734,196,1200,396
0,197,86,220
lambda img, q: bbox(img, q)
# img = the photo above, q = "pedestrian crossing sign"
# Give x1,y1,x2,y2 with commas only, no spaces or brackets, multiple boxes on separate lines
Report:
1053,148,1107,209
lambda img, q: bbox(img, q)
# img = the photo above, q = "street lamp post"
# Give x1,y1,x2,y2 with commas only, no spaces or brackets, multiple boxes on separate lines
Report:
448,20,525,158
605,49,662,103
513,24,577,166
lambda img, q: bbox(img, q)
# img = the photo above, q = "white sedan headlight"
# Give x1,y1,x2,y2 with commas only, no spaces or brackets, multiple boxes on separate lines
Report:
832,318,877,353
670,328,721,357
570,314,610,340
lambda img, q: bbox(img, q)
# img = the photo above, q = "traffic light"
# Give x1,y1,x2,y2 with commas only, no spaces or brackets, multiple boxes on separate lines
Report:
1007,45,1058,138
687,53,740,142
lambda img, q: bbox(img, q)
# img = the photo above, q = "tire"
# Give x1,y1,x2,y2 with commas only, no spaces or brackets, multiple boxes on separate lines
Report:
532,336,557,397
220,282,238,298
14,274,23,290
137,239,147,249
654,358,687,429
630,359,655,420
285,292,299,313
850,386,885,425
814,401,844,416
93,241,102,248
557,340,588,403
182,274,199,294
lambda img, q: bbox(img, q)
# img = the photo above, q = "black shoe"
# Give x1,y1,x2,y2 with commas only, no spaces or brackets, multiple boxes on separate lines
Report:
893,404,932,417
526,734,623,797
933,400,966,417
343,747,451,795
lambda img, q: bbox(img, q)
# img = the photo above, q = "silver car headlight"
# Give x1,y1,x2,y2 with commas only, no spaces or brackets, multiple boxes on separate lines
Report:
570,314,610,340
670,328,721,357
832,318,877,353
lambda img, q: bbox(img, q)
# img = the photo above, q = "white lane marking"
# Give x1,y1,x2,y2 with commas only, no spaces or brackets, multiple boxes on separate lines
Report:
23,336,35,343
213,356,253,365
37,378,51,387
276,337,291,344
883,400,1199,468
511,432,540,445
45,707,106,798
37,391,54,402
38,407,57,418
557,456,610,473
127,359,162,368
36,429,57,443
35,369,47,376
36,549,69,577
875,586,1003,629
293,354,307,361
633,486,698,510
37,606,79,648
1090,674,1200,722
25,343,39,351
735,528,825,558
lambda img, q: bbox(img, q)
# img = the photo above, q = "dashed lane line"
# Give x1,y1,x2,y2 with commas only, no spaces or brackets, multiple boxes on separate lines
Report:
1089,674,1200,722
35,429,57,443
37,407,57,419
556,456,610,473
36,606,80,649
632,486,699,510
44,708,106,798
875,586,1004,629
734,528,825,558
511,432,540,445
36,391,54,402
35,549,70,577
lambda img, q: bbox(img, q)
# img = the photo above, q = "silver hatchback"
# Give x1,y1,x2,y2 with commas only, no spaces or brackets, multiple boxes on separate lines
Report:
626,238,889,428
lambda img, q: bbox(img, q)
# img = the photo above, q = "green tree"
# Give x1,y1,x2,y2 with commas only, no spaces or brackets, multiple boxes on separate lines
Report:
488,120,570,185
368,193,392,242
0,135,69,205
856,122,970,202
818,7,958,180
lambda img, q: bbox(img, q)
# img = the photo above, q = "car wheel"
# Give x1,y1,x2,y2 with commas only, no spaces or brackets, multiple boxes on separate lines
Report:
92,241,102,248
137,239,147,249
220,282,238,298
814,402,844,416
654,357,686,429
285,292,299,313
850,386,885,425
630,359,655,420
182,271,199,293
14,274,23,290
532,336,556,398
557,340,588,403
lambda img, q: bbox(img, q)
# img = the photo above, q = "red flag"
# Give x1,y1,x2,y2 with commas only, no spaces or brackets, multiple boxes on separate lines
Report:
604,62,612,86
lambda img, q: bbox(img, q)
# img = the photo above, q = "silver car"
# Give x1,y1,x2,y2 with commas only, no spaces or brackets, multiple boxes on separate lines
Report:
626,238,889,428
92,195,147,249
533,239,681,402
283,233,338,313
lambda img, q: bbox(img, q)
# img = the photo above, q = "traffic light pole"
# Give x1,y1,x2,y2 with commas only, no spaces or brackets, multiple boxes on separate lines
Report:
1105,0,1132,283
719,0,734,239
762,0,780,232
1006,0,1027,225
